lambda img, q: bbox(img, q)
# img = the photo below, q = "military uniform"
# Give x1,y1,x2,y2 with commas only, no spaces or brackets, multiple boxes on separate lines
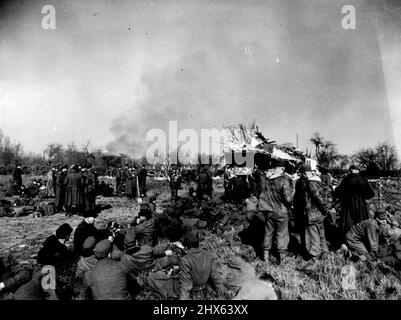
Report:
258,173,293,260
345,218,380,259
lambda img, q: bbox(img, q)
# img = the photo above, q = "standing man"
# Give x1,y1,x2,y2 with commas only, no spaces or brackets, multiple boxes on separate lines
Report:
138,164,148,198
55,165,67,213
115,167,122,195
12,163,23,195
258,159,293,264
45,167,56,198
122,165,134,199
65,164,84,216
335,165,375,239
294,164,329,262
83,165,96,215
169,168,182,202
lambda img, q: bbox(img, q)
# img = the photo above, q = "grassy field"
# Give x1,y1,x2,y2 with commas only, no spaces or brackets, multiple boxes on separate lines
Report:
1,174,401,300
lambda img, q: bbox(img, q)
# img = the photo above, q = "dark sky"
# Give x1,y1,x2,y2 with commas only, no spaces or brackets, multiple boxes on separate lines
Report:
0,0,399,158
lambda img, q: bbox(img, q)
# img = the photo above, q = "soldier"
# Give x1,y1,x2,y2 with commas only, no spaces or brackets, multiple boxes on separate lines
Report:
258,159,293,264
12,163,23,195
123,165,135,199
223,166,234,202
55,165,68,213
169,168,182,202
83,165,96,215
138,165,148,197
178,231,225,300
64,164,84,217
335,165,375,240
0,254,31,300
115,167,122,194
196,166,213,200
294,164,330,262
342,211,388,261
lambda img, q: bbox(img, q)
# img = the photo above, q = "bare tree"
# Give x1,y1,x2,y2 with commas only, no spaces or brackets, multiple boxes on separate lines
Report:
309,132,339,167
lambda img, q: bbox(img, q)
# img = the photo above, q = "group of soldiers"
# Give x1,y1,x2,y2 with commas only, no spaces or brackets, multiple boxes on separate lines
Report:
50,164,98,216
2,158,400,301
112,165,147,199
0,187,278,300
167,166,213,202
237,159,400,267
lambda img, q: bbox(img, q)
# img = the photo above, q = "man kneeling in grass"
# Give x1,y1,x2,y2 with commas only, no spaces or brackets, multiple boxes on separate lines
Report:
341,211,388,262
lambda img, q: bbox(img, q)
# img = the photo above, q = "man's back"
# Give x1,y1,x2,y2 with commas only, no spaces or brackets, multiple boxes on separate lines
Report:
259,174,293,215
73,221,97,256
337,174,374,199
179,248,213,288
348,219,377,240
85,259,131,300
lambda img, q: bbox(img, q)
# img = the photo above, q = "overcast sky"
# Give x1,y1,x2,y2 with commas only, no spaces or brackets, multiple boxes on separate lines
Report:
0,0,400,158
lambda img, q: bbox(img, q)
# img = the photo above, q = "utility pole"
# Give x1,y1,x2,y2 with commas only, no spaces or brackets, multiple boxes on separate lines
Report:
296,133,299,149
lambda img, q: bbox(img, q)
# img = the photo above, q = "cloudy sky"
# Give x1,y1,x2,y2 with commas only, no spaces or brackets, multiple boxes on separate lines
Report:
0,0,400,158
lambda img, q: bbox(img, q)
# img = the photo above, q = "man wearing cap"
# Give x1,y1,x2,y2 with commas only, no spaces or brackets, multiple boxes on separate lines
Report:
76,236,99,277
46,167,56,197
73,211,108,257
84,239,132,300
125,208,157,248
64,165,84,217
178,231,225,300
335,165,375,239
120,232,175,276
343,211,388,261
82,165,96,215
55,165,67,212
0,254,31,300
169,168,182,202
294,164,330,261
138,164,148,197
258,158,294,264
12,164,23,195
37,223,74,266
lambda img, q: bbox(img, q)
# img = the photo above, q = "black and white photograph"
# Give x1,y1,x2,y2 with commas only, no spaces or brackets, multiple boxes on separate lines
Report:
0,0,401,307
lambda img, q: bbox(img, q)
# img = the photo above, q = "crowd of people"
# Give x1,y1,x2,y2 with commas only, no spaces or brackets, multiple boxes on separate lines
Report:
1,159,401,300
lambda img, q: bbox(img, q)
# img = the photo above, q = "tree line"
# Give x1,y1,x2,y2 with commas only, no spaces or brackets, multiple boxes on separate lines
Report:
0,129,399,177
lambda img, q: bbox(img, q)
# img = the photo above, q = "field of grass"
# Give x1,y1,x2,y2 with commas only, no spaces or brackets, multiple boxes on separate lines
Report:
1,174,401,300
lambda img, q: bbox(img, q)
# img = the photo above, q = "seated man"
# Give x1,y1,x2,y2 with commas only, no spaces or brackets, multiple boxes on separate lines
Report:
84,240,132,300
0,254,31,300
342,211,388,261
37,223,74,266
13,267,59,300
178,231,225,300
25,180,40,198
221,256,277,300
76,236,99,278
126,208,157,247
73,211,110,257
121,233,176,276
